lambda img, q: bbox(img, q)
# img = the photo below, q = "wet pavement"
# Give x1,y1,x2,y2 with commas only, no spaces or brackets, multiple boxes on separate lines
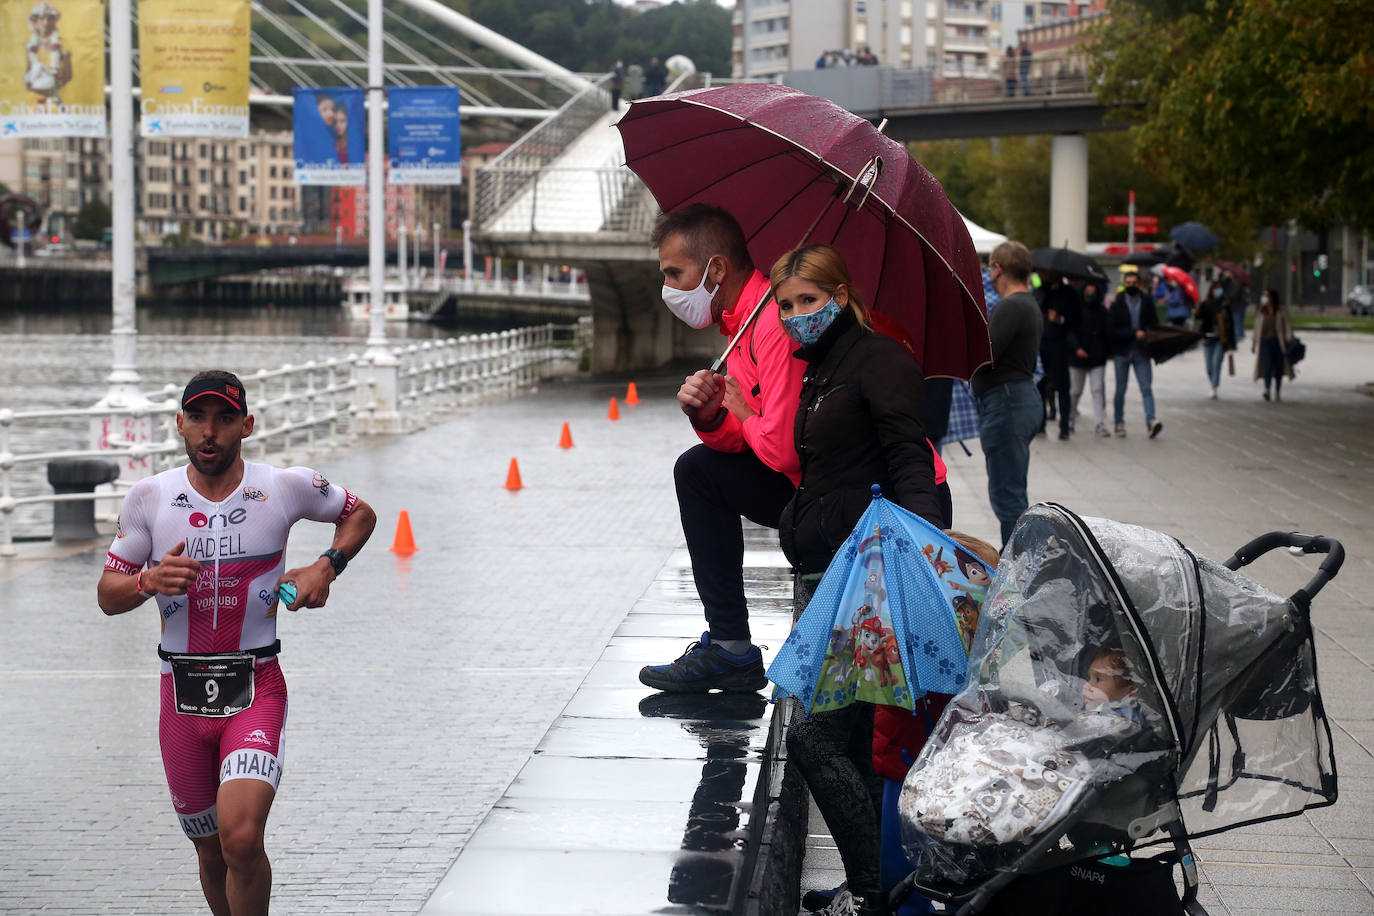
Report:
1,332,1372,914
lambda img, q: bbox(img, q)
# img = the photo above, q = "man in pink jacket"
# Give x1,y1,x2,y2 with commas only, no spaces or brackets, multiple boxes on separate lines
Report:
639,204,806,693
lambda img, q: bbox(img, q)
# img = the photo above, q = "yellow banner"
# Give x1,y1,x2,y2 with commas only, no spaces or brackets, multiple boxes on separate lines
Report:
0,0,107,138
138,0,250,137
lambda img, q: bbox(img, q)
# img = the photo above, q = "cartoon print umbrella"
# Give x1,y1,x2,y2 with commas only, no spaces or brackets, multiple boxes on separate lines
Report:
767,487,996,715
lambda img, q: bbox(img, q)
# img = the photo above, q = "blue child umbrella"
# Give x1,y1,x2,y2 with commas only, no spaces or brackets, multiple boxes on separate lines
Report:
767,486,996,715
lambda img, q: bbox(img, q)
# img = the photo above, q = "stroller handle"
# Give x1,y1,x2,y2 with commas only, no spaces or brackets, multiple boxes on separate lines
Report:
1222,531,1345,611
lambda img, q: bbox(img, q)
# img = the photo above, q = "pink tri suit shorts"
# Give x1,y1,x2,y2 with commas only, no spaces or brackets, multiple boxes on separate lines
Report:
160,659,289,839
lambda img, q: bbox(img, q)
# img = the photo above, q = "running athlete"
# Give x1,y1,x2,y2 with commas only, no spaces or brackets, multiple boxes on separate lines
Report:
97,370,376,916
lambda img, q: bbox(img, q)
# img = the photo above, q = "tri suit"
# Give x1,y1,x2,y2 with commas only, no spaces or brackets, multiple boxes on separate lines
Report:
105,461,358,838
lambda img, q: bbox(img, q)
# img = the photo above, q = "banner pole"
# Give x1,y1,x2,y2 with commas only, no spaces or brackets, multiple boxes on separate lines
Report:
361,0,400,431
106,0,140,396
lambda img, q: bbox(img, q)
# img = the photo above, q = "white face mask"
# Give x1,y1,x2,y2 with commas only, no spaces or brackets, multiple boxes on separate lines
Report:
661,257,719,329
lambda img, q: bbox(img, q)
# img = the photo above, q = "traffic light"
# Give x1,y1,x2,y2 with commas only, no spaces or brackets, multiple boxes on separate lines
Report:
50,235,58,244
1314,252,1328,278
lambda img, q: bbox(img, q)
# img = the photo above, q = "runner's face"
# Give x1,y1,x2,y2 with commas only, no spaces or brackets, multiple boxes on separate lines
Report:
178,403,253,478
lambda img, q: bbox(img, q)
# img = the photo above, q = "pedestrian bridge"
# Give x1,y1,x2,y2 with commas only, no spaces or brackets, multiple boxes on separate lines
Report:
469,63,1137,373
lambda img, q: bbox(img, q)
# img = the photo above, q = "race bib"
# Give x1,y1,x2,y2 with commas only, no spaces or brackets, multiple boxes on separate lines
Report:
168,653,255,717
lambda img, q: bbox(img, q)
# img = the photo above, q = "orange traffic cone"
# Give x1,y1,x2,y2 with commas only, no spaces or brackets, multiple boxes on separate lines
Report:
558,422,574,449
624,382,640,405
607,397,620,421
504,457,524,490
389,510,418,554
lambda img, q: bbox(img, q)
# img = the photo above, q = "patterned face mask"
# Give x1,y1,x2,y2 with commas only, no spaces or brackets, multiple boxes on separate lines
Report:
782,299,843,345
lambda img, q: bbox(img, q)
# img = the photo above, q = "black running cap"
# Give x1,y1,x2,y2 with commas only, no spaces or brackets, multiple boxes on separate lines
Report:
182,378,247,413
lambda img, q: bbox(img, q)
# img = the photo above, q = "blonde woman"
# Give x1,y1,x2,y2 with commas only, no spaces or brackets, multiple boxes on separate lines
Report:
771,244,942,916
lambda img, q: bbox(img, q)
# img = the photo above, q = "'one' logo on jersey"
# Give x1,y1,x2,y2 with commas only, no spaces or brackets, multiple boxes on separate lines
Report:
242,486,267,502
170,493,195,510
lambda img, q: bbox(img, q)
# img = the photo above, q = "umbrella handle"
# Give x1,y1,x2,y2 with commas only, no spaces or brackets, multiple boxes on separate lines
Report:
710,288,775,374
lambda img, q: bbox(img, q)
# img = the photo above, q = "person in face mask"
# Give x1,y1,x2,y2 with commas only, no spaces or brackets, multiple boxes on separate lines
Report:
771,244,941,916
1195,279,1234,398
773,244,941,580
638,204,807,694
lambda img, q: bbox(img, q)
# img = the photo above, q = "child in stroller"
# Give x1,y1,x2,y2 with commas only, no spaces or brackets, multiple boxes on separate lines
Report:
894,503,1343,916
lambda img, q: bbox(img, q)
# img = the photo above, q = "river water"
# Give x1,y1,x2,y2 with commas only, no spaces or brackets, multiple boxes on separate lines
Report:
0,302,523,537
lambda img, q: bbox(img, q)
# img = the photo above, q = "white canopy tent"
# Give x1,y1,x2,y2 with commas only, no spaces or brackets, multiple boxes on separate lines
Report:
961,213,1007,255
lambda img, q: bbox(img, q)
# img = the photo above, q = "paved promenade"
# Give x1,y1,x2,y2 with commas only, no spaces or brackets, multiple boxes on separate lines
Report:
0,332,1370,914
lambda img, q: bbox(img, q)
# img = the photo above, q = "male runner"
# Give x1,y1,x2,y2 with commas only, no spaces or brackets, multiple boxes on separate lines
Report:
97,370,376,916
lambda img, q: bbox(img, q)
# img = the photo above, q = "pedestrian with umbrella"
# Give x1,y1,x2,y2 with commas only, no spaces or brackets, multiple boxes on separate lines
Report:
771,244,947,914
1033,270,1082,440
1107,265,1164,439
617,84,991,694
637,204,806,694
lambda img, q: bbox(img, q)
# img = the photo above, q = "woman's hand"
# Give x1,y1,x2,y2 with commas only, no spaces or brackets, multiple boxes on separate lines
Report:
722,375,755,422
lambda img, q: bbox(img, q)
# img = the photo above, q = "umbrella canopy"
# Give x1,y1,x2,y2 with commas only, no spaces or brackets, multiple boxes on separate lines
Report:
1213,258,1251,287
1142,325,1202,364
767,488,993,715
1122,249,1166,267
615,83,990,380
1030,247,1109,283
1170,221,1219,251
1160,265,1199,302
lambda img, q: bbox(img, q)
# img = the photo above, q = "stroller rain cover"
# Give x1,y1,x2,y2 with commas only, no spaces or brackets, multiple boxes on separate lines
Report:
899,503,1337,889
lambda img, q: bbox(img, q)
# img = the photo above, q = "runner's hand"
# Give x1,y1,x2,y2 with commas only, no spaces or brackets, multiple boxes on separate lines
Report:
722,375,755,422
677,369,725,421
277,559,334,611
147,541,200,595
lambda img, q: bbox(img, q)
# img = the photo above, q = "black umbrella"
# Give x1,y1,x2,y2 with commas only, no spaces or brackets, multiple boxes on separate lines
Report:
1031,247,1109,283
1142,325,1202,364
1170,221,1218,252
1122,249,1166,266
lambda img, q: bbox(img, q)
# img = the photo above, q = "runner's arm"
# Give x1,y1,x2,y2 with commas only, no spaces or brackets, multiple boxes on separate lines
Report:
98,540,201,615
279,496,376,611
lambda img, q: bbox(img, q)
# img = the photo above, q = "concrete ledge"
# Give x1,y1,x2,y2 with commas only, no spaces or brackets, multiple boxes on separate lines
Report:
421,526,800,914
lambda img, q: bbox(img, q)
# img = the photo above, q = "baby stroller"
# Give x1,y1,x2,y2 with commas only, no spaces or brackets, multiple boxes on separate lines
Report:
893,503,1343,916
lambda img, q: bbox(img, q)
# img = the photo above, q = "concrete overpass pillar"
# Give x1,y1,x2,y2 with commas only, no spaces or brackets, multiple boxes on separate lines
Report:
581,261,723,373
1049,134,1089,252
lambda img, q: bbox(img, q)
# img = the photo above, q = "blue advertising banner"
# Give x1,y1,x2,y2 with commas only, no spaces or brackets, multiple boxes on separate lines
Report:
293,87,365,185
386,86,461,185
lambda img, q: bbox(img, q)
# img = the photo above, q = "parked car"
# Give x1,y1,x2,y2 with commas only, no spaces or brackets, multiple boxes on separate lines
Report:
1347,284,1373,316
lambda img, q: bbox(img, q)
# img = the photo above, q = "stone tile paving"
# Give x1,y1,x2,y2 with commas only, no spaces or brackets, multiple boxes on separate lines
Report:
0,371,704,913
802,332,1374,913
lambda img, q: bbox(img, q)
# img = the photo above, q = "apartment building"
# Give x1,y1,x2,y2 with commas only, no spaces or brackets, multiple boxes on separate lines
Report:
732,0,1102,83
14,129,303,244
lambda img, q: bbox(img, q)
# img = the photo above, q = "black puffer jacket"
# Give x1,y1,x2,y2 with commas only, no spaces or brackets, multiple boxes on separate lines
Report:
778,309,941,576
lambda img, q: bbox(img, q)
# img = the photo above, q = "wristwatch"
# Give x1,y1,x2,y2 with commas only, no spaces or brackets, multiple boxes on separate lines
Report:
320,548,348,576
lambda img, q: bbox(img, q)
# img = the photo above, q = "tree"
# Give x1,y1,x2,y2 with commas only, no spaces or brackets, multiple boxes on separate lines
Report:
72,197,111,241
1090,0,1374,245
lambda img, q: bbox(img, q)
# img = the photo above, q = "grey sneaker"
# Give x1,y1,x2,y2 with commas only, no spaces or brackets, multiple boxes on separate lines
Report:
1095,424,1111,438
1113,423,1126,438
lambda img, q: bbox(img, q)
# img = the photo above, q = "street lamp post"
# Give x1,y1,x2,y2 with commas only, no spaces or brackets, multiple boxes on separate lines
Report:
361,0,400,432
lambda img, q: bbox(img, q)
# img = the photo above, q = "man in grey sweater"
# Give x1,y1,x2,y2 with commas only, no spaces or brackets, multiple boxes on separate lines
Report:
971,240,1045,545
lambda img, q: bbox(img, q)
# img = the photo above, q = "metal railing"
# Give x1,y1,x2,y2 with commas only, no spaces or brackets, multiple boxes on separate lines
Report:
444,275,590,300
473,75,613,231
0,322,582,554
480,166,658,237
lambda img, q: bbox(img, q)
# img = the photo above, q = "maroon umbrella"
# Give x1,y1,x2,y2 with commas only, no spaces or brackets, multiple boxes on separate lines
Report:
615,83,990,380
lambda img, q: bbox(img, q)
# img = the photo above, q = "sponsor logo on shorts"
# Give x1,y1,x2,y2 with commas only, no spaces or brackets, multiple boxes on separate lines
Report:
220,749,283,789
242,486,267,502
171,493,195,510
311,472,330,496
244,729,272,746
178,806,219,839
169,790,187,810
